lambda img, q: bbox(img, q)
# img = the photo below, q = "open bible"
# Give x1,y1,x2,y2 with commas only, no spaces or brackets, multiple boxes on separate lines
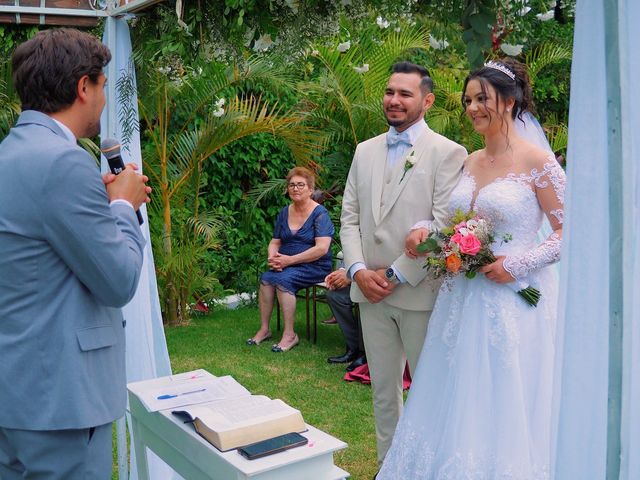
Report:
173,394,306,452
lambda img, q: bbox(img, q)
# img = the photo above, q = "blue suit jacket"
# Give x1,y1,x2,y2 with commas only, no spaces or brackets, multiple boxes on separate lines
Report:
0,111,145,430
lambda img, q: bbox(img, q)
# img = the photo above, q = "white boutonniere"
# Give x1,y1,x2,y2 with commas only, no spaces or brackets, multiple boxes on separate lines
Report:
400,151,417,183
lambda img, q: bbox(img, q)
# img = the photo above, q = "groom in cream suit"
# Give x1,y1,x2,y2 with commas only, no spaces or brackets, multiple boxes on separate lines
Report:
341,61,466,464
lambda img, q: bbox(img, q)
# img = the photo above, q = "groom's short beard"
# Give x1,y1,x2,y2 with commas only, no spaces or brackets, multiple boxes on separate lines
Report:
386,118,404,127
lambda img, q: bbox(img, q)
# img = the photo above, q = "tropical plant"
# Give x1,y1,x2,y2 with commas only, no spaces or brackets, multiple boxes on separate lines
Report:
522,41,572,83
427,41,572,154
543,113,569,160
427,68,484,152
0,61,20,139
135,58,323,325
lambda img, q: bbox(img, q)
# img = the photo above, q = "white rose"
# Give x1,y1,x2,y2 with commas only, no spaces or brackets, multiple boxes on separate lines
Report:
284,0,299,14
213,108,224,117
376,16,390,29
536,10,554,21
501,43,524,56
253,34,274,52
429,34,449,50
337,41,351,53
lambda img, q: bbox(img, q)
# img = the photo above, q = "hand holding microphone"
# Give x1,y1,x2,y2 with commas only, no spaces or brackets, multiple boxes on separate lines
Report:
100,139,150,225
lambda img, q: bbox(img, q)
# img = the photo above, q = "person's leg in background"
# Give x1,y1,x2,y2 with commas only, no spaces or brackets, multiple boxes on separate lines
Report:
247,282,275,345
272,289,299,352
327,286,362,364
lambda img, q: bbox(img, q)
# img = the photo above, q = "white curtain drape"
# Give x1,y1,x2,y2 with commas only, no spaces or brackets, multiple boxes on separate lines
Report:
553,0,640,478
101,18,180,480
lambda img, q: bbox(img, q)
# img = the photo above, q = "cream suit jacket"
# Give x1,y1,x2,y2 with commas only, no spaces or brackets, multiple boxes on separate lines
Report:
340,125,467,311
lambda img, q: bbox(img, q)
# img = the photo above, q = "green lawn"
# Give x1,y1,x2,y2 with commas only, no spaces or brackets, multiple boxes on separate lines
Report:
135,303,379,479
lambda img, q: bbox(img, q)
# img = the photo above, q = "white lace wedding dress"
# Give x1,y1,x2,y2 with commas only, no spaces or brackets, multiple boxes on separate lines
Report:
378,157,566,480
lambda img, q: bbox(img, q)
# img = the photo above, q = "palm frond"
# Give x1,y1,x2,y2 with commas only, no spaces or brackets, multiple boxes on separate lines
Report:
186,211,225,243
524,43,573,85
544,122,568,154
155,95,321,198
0,62,20,139
247,178,287,205
78,138,101,162
301,25,430,150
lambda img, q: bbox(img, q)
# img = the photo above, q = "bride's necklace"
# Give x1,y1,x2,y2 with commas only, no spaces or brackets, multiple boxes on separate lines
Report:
485,147,513,165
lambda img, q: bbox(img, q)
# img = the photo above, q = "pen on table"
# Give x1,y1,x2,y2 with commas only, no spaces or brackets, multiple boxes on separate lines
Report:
157,388,207,400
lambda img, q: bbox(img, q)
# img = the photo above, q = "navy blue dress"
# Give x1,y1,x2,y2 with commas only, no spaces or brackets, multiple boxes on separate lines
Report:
261,205,334,294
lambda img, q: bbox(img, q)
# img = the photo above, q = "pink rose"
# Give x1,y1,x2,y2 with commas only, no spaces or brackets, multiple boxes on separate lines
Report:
458,233,482,255
450,232,463,245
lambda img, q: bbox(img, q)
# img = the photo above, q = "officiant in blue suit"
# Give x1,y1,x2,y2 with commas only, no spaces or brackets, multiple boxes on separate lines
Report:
0,29,150,479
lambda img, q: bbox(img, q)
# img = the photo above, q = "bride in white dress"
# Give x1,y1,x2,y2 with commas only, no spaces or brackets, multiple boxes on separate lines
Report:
377,59,566,479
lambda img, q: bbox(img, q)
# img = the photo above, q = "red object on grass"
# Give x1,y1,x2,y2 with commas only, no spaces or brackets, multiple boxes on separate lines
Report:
344,362,412,390
193,301,209,314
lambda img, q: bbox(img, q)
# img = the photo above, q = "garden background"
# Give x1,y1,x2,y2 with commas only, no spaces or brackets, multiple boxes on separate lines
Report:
0,2,575,478
0,0,574,325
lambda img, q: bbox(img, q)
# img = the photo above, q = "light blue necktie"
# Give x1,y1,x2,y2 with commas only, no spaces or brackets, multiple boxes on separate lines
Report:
386,130,411,147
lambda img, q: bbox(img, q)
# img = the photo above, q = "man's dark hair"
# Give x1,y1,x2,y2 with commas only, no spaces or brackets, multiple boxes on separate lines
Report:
391,61,434,94
12,28,111,113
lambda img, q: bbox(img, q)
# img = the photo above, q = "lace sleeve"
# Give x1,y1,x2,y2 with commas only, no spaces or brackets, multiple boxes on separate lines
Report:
503,159,566,280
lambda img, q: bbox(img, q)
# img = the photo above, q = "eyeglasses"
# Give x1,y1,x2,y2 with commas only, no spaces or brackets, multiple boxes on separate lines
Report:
287,182,307,190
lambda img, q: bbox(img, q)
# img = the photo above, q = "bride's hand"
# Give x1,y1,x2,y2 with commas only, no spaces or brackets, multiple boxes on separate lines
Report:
479,256,515,284
405,228,429,259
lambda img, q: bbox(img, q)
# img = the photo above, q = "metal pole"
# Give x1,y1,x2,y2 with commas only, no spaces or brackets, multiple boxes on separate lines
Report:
604,0,623,478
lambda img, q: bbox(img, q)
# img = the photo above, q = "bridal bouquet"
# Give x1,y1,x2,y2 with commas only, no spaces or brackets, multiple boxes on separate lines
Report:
416,209,541,307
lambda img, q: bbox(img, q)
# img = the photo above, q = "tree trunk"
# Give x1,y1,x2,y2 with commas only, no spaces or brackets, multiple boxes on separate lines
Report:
162,189,178,325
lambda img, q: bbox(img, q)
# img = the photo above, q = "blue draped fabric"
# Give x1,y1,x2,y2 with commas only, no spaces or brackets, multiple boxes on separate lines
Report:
553,1,640,478
102,18,177,480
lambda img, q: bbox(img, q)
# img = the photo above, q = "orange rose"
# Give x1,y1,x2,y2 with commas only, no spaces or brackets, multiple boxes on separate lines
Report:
446,254,462,273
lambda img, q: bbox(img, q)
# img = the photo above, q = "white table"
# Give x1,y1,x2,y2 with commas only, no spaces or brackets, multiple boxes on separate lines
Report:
127,376,349,480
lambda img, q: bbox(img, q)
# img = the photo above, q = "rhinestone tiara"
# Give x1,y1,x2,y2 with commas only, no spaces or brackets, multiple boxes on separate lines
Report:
484,61,516,81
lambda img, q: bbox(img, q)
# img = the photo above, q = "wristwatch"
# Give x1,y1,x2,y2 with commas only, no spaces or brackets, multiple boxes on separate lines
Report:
385,267,400,285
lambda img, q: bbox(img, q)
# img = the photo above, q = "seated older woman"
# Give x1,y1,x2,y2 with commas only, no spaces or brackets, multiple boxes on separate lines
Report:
247,167,333,352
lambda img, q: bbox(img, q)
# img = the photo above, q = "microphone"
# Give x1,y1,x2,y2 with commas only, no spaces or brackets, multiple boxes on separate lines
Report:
100,138,144,225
